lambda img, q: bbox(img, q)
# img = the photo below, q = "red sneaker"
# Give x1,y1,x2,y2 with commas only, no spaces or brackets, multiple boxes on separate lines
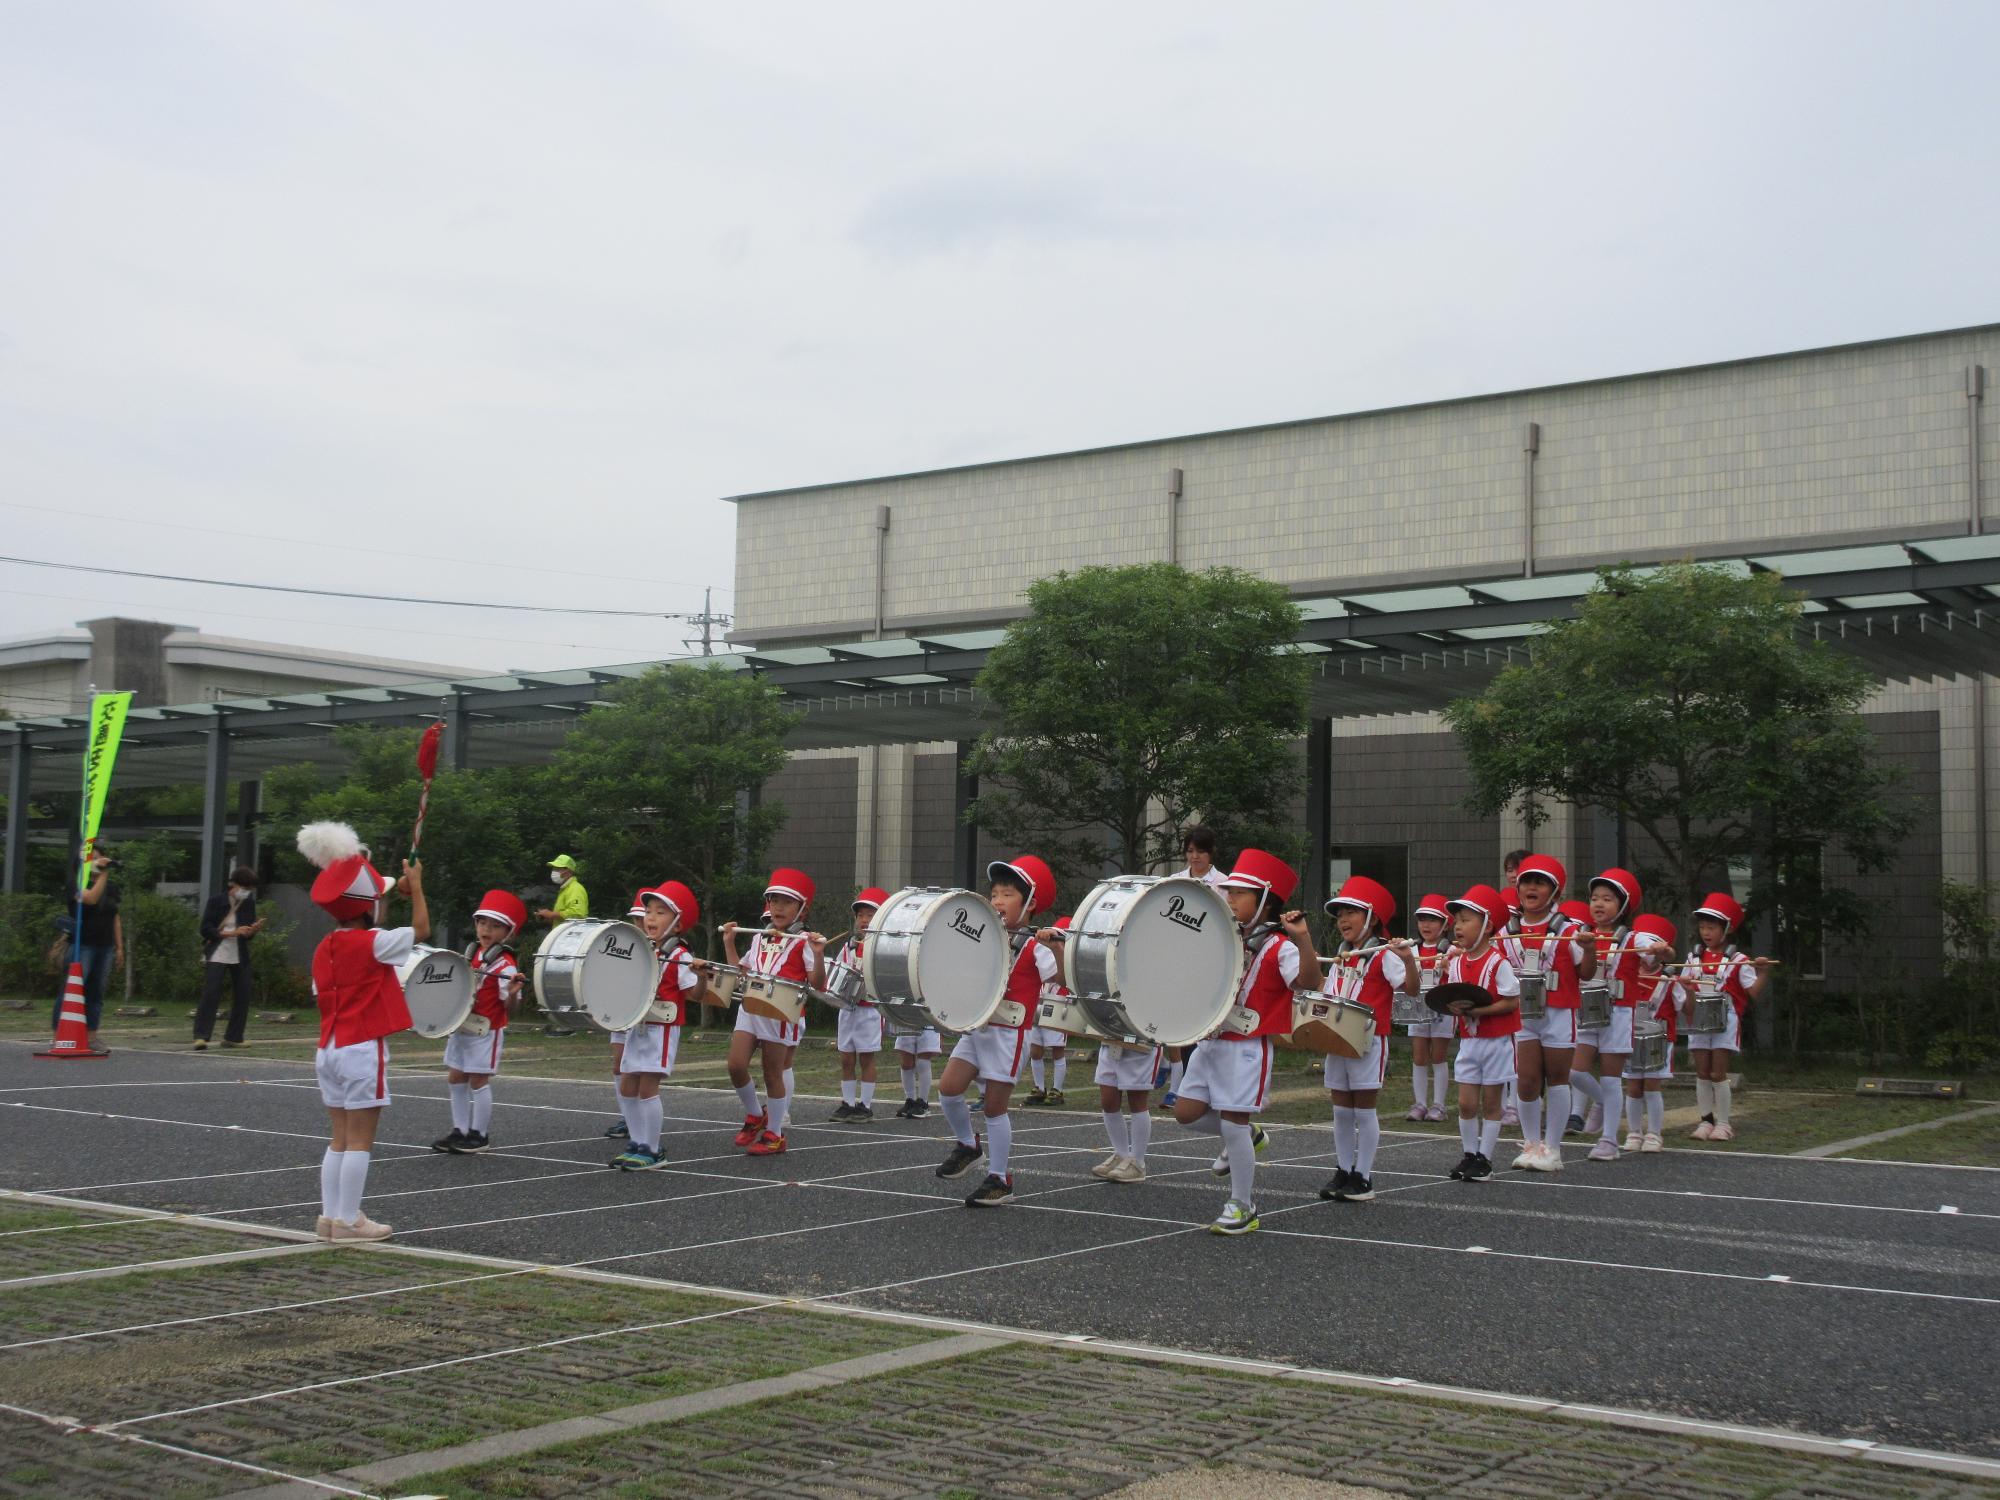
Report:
733,1113,766,1147
746,1129,787,1156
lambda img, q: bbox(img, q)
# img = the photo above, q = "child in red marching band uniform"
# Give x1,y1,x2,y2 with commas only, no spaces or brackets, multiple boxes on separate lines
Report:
603,889,650,1142
1091,918,1160,1183
1317,876,1418,1203
1404,894,1455,1123
1686,891,1768,1142
433,888,526,1155
1442,884,1520,1182
831,888,889,1121
723,868,825,1157
1622,913,1682,1152
1501,855,1596,1171
1175,850,1320,1236
935,856,1060,1206
1569,869,1643,1161
297,822,426,1242
613,882,703,1169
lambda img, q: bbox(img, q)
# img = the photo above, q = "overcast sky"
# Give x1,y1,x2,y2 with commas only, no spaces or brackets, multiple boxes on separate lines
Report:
4,1,1997,685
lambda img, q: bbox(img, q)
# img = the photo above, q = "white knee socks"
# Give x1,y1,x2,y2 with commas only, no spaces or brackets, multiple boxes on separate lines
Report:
633,1095,663,1152
1624,1094,1644,1133
1127,1109,1151,1165
1412,1064,1429,1108
470,1084,493,1136
1332,1104,1358,1171
784,1066,795,1099
1431,1062,1448,1105
915,1058,933,1100
860,1080,875,1108
1458,1113,1478,1153
841,1078,858,1105
1220,1119,1256,1205
320,1148,343,1219
1478,1117,1502,1159
940,1091,976,1148
1647,1093,1665,1133
1355,1109,1381,1177
449,1082,471,1132
901,1063,920,1100
1031,1058,1045,1090
1713,1078,1733,1125
1519,1095,1543,1142
1543,1084,1571,1148
766,1092,791,1137
986,1111,1013,1178
1052,1057,1066,1092
1695,1077,1716,1118
1102,1110,1130,1155
618,1091,638,1136
335,1151,370,1223
734,1081,762,1117
1570,1071,1602,1110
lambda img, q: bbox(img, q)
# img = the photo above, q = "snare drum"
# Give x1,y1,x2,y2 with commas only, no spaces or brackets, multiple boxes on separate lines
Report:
1517,967,1548,1021
534,918,661,1034
399,946,482,1039
1577,981,1613,1030
1062,876,1243,1047
1390,990,1432,1027
703,963,745,1008
1688,990,1730,1035
816,959,866,1010
863,887,1011,1034
1290,990,1376,1057
743,973,812,1026
1630,1018,1669,1072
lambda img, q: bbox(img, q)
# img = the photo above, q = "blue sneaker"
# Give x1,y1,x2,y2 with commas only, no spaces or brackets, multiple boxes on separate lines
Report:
1160,1091,1179,1108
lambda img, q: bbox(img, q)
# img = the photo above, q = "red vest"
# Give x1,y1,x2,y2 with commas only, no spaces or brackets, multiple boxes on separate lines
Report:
1328,944,1396,1033
1633,969,1679,1042
466,943,515,1030
1450,946,1520,1039
1226,932,1297,1042
1589,927,1641,1008
749,931,811,982
656,938,694,1027
1001,936,1045,1028
1696,947,1754,1015
1507,917,1582,1008
313,928,412,1048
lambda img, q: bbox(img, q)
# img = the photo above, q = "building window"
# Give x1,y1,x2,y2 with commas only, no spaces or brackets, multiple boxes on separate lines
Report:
1328,845,1409,931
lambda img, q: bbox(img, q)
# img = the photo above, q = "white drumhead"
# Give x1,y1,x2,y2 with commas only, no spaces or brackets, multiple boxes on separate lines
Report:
572,920,660,1032
400,945,473,1039
1104,876,1240,1044
917,891,1010,1030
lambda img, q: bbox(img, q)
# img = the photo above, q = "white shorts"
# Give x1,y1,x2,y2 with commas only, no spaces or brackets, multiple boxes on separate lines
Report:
620,1022,679,1076
1577,1007,1634,1056
949,1024,1032,1086
892,1027,941,1056
1029,1026,1069,1049
1323,1035,1389,1093
1454,1035,1516,1087
1094,1043,1163,1092
1177,1037,1274,1114
1687,1005,1742,1052
734,1008,802,1046
316,1038,391,1110
1404,1017,1454,1040
443,1028,506,1077
836,1007,884,1053
1517,1007,1579,1049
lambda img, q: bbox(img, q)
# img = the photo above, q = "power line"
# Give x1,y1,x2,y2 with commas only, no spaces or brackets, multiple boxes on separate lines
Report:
0,554,725,621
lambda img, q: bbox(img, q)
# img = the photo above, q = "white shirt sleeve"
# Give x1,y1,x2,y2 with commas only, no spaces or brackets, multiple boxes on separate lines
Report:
1491,956,1521,998
1033,942,1059,983
1277,939,1301,986
372,927,416,965
674,955,702,995
1378,951,1407,989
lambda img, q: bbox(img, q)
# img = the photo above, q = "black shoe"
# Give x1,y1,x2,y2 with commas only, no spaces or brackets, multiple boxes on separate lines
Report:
906,1098,930,1117
1565,1113,1585,1136
1344,1173,1376,1201
432,1129,467,1153
964,1173,1015,1207
605,1120,630,1139
1449,1152,1477,1181
452,1131,490,1154
1465,1153,1494,1182
936,1137,984,1180
895,1098,920,1118
1319,1168,1351,1201
830,1102,857,1121
852,1103,874,1120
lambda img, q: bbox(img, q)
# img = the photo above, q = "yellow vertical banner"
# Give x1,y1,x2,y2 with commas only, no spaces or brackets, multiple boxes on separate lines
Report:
76,692,133,893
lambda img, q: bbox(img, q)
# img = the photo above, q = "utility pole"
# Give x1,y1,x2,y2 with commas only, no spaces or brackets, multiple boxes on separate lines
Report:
679,588,733,656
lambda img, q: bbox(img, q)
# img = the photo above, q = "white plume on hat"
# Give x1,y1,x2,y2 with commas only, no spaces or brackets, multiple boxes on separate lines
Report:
296,821,363,870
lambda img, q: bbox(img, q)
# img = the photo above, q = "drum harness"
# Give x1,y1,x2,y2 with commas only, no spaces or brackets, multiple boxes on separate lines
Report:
462,940,517,993
1504,912,1582,986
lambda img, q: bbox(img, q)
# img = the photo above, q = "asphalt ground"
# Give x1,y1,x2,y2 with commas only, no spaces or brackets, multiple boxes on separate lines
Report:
4,1038,1996,1465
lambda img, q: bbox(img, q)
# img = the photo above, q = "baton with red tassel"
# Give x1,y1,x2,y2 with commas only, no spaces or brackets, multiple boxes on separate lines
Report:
408,719,443,862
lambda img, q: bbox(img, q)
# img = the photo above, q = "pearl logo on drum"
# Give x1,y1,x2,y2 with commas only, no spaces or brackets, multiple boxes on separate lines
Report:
949,907,986,943
602,938,638,961
1160,894,1208,933
414,965,454,984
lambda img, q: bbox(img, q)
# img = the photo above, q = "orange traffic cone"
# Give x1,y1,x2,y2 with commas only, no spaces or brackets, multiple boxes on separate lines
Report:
36,964,100,1060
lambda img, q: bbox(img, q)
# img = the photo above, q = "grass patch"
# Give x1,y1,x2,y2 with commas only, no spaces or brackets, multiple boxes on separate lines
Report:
1834,1106,2000,1165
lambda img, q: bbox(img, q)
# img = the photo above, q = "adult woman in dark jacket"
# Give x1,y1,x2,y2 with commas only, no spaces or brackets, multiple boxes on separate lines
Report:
194,867,264,1050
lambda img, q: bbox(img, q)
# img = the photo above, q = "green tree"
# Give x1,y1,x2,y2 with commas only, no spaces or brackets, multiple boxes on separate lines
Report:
1443,563,1912,1038
537,665,795,954
968,563,1311,877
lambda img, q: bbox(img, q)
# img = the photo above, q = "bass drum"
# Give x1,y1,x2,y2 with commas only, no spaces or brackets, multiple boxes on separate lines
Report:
400,945,481,1039
534,919,661,1034
863,887,1010,1034
1064,876,1243,1047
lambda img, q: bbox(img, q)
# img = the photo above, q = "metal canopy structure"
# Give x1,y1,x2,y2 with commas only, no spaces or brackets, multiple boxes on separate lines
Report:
9,534,2000,892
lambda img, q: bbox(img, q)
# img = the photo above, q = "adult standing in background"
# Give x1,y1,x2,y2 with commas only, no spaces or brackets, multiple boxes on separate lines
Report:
535,854,589,926
194,866,264,1050
56,854,122,1056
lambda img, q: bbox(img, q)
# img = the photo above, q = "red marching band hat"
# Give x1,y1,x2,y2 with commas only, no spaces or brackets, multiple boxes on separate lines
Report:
988,854,1057,915
852,886,891,910
764,867,816,907
1218,849,1299,905
1558,899,1591,926
297,822,391,922
1448,883,1511,943
1513,853,1568,892
1325,874,1396,928
1631,913,1679,949
643,880,699,931
1414,892,1450,921
627,890,648,917
473,889,528,934
1589,866,1642,918
1695,891,1745,932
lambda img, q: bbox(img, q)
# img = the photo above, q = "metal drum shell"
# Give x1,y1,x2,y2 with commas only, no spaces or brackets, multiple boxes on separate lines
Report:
1688,991,1730,1035
1390,990,1431,1027
1630,1019,1669,1071
1577,981,1613,1030
1063,876,1243,1048
816,959,865,1010
400,945,476,1039
532,919,661,1034
862,887,1010,1034
1517,971,1548,1021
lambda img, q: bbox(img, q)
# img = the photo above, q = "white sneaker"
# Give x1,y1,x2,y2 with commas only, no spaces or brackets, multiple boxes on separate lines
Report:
1090,1153,1123,1180
1583,1102,1604,1135
1622,1131,1643,1152
1107,1157,1147,1183
315,1215,334,1241
1405,1103,1428,1121
1502,1105,1520,1126
1587,1138,1619,1162
1208,1199,1259,1236
1690,1120,1714,1141
1710,1121,1735,1142
1641,1132,1664,1153
330,1215,392,1242
1209,1150,1229,1178
1511,1144,1541,1171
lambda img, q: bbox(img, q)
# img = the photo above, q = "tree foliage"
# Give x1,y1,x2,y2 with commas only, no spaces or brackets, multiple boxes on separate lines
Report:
969,563,1311,875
